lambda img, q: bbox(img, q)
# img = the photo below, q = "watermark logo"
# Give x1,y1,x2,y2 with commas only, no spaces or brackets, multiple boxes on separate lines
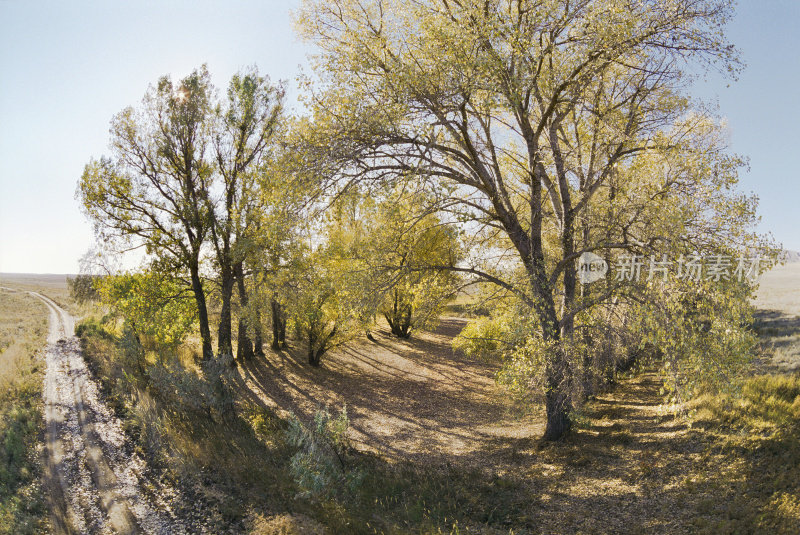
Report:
577,253,775,284
578,252,608,284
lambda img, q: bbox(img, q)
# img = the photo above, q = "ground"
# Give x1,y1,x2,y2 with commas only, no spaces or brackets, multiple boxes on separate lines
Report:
233,324,736,532
2,261,799,533
237,267,800,467
0,285,50,534
752,262,800,373
230,261,800,533
233,317,541,468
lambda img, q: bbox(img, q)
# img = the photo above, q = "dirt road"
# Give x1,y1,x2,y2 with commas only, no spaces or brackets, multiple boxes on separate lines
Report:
30,291,190,535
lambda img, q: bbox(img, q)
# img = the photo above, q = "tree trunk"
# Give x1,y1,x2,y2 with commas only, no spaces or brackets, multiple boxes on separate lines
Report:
253,309,265,357
278,315,286,346
271,298,286,350
307,329,320,366
537,288,573,441
399,303,412,338
543,381,572,441
542,329,573,440
560,224,577,340
385,289,413,338
234,262,254,361
217,266,234,356
236,319,253,361
307,323,335,367
189,264,214,360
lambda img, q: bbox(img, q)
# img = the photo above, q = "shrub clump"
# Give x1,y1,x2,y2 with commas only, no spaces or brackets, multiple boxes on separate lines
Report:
286,405,363,500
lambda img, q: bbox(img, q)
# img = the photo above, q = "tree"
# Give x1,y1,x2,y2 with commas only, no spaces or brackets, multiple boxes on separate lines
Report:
207,68,284,358
296,0,756,439
375,200,461,338
239,142,316,353
67,274,101,304
79,66,286,362
97,270,197,351
326,185,462,338
288,247,367,366
79,67,216,359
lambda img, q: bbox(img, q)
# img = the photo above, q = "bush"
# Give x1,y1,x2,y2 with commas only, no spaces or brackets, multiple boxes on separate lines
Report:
96,271,197,350
147,354,235,422
451,316,510,361
74,317,111,339
67,274,101,304
286,406,363,500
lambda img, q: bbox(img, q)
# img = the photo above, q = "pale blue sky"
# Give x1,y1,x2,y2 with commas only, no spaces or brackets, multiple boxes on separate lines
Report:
0,0,798,274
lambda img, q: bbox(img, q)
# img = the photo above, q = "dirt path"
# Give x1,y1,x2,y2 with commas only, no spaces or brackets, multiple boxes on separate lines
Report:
30,291,190,534
235,317,542,468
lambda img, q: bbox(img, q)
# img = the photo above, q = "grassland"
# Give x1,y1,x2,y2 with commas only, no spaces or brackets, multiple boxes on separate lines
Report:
0,274,71,305
753,263,800,374
0,287,50,534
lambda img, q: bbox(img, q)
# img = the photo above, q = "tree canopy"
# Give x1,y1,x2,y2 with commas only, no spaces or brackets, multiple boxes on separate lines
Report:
295,0,765,439
77,0,772,443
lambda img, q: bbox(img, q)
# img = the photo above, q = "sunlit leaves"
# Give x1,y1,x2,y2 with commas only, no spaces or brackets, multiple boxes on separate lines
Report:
97,271,197,350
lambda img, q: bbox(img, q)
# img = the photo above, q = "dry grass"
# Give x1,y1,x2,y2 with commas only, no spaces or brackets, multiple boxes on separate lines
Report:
651,259,800,533
0,273,92,318
223,314,800,533
681,373,800,534
0,288,50,534
753,310,800,373
74,312,800,534
77,320,306,533
0,288,47,403
751,263,800,374
753,263,800,317
249,512,327,534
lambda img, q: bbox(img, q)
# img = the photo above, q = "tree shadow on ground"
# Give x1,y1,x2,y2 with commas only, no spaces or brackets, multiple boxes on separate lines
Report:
233,317,541,468
228,320,760,534
753,308,800,372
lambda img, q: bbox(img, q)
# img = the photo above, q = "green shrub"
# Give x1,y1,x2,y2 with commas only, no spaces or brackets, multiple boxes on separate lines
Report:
451,315,511,360
286,406,363,500
96,271,197,350
74,317,111,339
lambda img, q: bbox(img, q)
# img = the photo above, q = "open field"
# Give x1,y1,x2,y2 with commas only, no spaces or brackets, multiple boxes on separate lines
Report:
0,287,50,534
754,262,800,317
0,274,71,302
0,274,86,320
753,262,800,373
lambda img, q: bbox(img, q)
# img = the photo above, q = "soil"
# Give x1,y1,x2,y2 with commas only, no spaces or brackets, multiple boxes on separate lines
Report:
234,317,542,468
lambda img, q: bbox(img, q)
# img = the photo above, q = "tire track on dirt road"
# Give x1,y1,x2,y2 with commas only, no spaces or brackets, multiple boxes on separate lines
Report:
24,289,191,534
